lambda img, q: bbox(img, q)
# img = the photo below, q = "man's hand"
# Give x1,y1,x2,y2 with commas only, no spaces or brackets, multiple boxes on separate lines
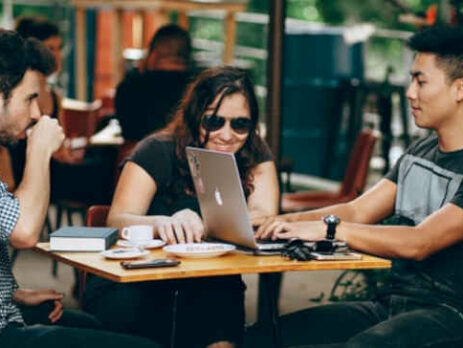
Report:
155,209,205,244
256,220,326,241
13,288,64,324
27,116,65,158
254,215,289,239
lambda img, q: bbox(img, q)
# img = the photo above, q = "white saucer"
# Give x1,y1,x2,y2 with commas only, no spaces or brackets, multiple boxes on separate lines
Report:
100,248,149,259
163,243,235,259
117,239,166,249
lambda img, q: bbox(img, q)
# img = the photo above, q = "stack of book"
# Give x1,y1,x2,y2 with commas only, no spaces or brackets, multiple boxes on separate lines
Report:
49,226,118,251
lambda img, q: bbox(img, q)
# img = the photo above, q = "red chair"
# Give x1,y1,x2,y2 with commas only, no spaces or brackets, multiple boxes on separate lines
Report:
281,128,379,213
86,205,110,227
61,99,102,139
113,141,137,184
76,205,111,303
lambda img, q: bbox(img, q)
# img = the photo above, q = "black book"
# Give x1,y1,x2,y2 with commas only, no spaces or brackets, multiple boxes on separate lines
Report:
49,226,118,251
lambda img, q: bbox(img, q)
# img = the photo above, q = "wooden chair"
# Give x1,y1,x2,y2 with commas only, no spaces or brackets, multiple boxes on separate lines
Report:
113,140,137,184
281,128,380,213
61,98,102,139
76,205,111,303
86,205,110,228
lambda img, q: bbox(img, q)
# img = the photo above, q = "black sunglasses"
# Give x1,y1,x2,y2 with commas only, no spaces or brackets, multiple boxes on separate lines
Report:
201,115,253,134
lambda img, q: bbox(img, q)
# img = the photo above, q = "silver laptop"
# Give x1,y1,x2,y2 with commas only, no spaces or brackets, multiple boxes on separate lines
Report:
186,147,285,251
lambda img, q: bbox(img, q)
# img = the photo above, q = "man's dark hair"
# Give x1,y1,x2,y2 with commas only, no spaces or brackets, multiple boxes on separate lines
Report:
25,37,57,76
15,16,60,41
147,24,191,64
0,30,56,101
0,29,28,100
408,26,463,82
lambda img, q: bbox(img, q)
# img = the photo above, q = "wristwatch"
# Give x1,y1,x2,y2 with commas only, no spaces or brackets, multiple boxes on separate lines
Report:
323,215,340,240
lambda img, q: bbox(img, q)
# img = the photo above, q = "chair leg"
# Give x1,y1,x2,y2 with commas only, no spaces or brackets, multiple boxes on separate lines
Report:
78,271,87,306
52,204,63,277
259,273,283,348
66,208,73,226
170,289,179,348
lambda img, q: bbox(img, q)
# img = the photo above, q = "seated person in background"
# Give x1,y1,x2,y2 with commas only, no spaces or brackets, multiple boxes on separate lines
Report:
16,16,63,121
0,29,159,348
83,66,279,348
14,18,116,206
251,26,463,348
115,24,193,142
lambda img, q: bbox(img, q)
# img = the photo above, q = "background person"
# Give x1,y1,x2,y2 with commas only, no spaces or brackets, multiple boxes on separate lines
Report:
83,66,279,348
16,16,63,121
251,26,463,348
115,24,193,142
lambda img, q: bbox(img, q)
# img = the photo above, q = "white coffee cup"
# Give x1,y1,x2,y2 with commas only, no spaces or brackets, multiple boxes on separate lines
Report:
121,225,153,241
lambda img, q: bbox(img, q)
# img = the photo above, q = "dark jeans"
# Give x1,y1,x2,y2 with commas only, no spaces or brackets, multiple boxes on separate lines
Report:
0,323,160,348
19,301,102,329
245,295,463,348
83,274,246,348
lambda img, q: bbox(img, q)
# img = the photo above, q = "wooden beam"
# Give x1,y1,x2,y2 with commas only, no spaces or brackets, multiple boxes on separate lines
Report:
133,10,144,48
224,11,236,64
75,7,87,101
72,0,246,13
265,0,285,162
112,8,123,85
178,11,189,29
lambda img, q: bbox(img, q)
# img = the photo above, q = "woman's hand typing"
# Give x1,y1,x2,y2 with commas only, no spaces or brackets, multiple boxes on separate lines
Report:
154,209,205,244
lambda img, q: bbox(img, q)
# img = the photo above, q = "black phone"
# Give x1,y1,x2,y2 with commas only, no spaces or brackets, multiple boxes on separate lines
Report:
120,259,181,269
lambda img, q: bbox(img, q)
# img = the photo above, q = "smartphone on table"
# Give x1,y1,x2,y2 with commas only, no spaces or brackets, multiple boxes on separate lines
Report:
120,259,181,269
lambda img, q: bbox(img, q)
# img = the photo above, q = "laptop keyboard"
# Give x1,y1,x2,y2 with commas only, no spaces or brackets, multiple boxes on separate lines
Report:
256,238,288,245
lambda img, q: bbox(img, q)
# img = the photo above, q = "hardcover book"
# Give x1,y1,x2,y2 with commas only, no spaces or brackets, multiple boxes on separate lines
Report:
49,226,118,251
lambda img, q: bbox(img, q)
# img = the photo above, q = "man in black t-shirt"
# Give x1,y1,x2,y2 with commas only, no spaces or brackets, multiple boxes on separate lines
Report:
252,26,463,347
115,24,192,141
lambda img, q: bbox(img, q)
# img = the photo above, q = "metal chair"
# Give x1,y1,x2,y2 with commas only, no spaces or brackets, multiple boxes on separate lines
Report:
281,128,380,213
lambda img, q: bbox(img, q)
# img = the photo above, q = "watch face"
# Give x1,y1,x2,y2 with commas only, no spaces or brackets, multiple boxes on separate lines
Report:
324,215,340,225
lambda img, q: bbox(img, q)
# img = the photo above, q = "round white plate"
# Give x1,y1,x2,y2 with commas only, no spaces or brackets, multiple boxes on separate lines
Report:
163,243,235,259
116,239,166,249
100,248,149,260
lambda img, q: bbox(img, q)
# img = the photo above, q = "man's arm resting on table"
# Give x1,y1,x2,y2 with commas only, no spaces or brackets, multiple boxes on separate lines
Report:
285,179,398,224
266,179,463,261
256,179,397,239
337,203,463,261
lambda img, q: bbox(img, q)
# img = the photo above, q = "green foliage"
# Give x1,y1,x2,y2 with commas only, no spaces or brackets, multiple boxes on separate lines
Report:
328,269,390,302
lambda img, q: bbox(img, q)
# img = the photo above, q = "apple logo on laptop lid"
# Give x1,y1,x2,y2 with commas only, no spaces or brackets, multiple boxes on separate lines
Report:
214,188,223,206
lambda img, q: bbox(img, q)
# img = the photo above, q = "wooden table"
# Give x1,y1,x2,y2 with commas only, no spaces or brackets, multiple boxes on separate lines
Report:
35,242,390,283
35,242,390,347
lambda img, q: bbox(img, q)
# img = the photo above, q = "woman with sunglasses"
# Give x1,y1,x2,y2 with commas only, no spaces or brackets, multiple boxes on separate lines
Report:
82,66,279,348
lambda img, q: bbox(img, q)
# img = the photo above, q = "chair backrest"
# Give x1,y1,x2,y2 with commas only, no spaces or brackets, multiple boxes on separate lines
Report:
61,99,102,138
86,205,110,227
113,140,137,185
339,128,379,197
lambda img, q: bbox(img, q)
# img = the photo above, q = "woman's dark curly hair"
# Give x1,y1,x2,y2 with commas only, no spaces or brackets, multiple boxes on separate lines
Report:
164,66,267,198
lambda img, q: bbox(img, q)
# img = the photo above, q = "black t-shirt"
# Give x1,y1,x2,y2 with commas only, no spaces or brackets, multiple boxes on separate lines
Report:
115,70,192,141
127,133,273,216
384,134,463,309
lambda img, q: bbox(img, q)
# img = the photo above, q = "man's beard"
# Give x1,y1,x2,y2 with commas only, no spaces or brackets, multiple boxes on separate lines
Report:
0,131,19,146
